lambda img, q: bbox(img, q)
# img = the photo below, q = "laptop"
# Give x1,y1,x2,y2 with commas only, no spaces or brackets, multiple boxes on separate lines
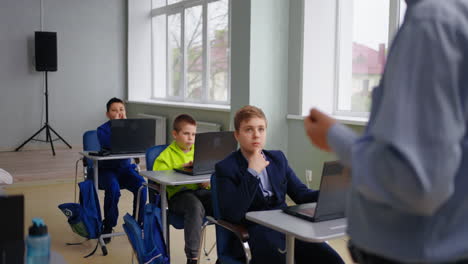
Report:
283,161,351,222
174,131,237,176
109,118,156,154
0,195,24,264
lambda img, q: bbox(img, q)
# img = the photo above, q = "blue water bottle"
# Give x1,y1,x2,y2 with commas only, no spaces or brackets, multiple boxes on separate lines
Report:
26,218,50,264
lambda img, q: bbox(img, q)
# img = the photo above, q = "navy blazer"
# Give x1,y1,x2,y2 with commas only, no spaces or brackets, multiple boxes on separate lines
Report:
215,149,318,224
214,149,319,263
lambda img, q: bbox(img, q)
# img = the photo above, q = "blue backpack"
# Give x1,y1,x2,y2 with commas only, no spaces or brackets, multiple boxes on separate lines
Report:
123,197,169,264
58,180,103,257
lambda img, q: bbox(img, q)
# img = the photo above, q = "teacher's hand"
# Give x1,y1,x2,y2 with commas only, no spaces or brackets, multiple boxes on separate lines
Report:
304,108,336,152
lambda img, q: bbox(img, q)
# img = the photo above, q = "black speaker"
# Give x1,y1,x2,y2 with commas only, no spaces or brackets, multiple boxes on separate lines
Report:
35,31,57,72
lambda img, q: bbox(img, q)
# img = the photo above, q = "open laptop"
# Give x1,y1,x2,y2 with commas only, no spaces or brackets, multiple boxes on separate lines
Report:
0,195,24,264
109,118,155,154
174,131,237,176
283,161,351,222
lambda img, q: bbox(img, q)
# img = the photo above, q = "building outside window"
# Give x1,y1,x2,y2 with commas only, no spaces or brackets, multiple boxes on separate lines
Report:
302,0,406,118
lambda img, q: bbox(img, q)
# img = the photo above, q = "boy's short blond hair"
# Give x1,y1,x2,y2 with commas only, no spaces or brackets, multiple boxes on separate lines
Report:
173,114,197,132
234,105,267,131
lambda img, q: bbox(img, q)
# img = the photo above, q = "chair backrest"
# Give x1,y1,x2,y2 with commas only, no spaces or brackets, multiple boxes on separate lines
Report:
82,130,100,176
83,130,100,152
211,173,244,263
145,145,169,171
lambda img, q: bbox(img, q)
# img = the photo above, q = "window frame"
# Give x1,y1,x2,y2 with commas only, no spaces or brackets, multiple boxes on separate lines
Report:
333,0,404,118
150,0,231,106
301,0,405,119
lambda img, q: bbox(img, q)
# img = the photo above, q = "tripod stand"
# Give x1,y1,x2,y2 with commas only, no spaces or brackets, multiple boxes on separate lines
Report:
16,72,72,155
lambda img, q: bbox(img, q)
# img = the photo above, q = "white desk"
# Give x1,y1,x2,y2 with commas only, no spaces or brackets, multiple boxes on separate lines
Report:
139,170,211,244
79,151,146,193
79,151,146,254
246,206,347,264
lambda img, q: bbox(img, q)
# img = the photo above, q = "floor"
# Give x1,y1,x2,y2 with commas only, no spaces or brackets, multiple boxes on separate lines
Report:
1,146,353,263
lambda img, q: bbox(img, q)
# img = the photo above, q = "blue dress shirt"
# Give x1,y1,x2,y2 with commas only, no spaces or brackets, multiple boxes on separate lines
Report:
328,0,468,262
244,152,273,197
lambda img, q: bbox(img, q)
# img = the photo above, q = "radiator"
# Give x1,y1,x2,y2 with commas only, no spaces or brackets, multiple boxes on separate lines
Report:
197,121,222,133
137,113,167,145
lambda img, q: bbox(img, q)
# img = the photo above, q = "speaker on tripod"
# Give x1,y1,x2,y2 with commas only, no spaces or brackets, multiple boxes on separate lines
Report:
16,31,72,155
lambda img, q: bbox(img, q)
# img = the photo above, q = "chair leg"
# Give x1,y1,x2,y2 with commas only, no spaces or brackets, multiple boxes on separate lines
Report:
166,222,171,257
198,221,215,263
197,222,208,264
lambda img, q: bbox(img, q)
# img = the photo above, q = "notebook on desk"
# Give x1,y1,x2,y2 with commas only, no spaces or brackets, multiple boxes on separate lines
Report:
109,118,155,154
283,161,351,222
174,131,237,176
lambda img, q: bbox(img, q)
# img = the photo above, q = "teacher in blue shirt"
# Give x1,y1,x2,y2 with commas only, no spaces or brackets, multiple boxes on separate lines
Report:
304,0,468,263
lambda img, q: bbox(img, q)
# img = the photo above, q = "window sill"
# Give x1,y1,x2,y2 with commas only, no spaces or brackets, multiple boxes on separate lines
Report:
127,99,231,112
287,114,368,126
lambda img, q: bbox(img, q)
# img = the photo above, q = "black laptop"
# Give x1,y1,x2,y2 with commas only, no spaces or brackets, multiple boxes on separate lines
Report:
109,118,156,154
0,195,24,264
283,161,351,222
174,131,237,176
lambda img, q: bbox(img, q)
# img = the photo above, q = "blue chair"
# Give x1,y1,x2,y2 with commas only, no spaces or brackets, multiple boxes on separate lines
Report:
206,173,251,264
82,130,100,178
74,130,101,202
145,145,182,255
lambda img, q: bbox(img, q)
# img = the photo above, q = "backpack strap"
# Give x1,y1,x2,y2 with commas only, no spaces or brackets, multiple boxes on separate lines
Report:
83,240,100,258
79,180,103,238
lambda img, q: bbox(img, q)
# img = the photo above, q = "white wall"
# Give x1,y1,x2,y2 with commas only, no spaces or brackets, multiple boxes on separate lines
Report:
0,0,126,150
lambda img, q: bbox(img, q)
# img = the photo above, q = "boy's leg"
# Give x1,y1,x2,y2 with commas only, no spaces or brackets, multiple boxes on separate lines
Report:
119,166,147,224
98,169,121,231
294,239,344,264
169,191,205,259
193,188,213,216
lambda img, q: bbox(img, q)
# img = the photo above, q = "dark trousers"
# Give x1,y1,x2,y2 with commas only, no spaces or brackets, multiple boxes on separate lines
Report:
169,189,213,259
348,241,468,264
98,165,147,227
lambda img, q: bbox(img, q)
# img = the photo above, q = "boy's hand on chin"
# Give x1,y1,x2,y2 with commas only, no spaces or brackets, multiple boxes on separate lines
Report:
248,150,270,174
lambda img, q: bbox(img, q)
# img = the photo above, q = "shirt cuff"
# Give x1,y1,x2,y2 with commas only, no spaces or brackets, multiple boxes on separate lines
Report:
247,168,260,177
327,123,358,166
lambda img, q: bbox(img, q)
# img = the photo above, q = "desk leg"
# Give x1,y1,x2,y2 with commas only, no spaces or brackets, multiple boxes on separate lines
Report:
160,185,168,244
286,235,295,264
93,160,99,194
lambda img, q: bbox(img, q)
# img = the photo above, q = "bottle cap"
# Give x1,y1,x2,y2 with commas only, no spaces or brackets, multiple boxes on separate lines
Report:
29,217,48,236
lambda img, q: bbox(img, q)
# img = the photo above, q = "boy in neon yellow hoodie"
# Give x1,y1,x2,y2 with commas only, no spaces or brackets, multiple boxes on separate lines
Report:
153,114,211,264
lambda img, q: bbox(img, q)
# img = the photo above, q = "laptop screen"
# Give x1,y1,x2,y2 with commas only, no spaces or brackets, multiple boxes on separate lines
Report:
110,119,155,154
314,161,351,221
0,195,25,263
192,131,238,173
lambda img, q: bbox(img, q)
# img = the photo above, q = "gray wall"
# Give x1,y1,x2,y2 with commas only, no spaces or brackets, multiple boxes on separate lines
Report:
287,120,364,188
126,103,231,144
0,0,367,188
0,0,126,150
249,0,290,152
129,0,291,152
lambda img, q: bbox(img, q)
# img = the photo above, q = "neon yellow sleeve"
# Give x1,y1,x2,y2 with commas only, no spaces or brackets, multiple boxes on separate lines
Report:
153,157,172,171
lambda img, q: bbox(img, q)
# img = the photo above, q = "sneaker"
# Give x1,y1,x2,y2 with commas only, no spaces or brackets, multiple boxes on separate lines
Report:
102,225,113,244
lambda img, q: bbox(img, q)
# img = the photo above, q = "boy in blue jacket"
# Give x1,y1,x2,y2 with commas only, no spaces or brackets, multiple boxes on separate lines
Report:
94,97,147,243
215,105,343,264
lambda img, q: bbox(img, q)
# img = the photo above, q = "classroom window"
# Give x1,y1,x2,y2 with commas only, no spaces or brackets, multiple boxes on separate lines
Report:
302,0,406,118
151,0,230,105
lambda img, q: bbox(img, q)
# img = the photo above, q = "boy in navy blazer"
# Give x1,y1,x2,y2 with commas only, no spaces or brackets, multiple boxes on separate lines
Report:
215,105,344,264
